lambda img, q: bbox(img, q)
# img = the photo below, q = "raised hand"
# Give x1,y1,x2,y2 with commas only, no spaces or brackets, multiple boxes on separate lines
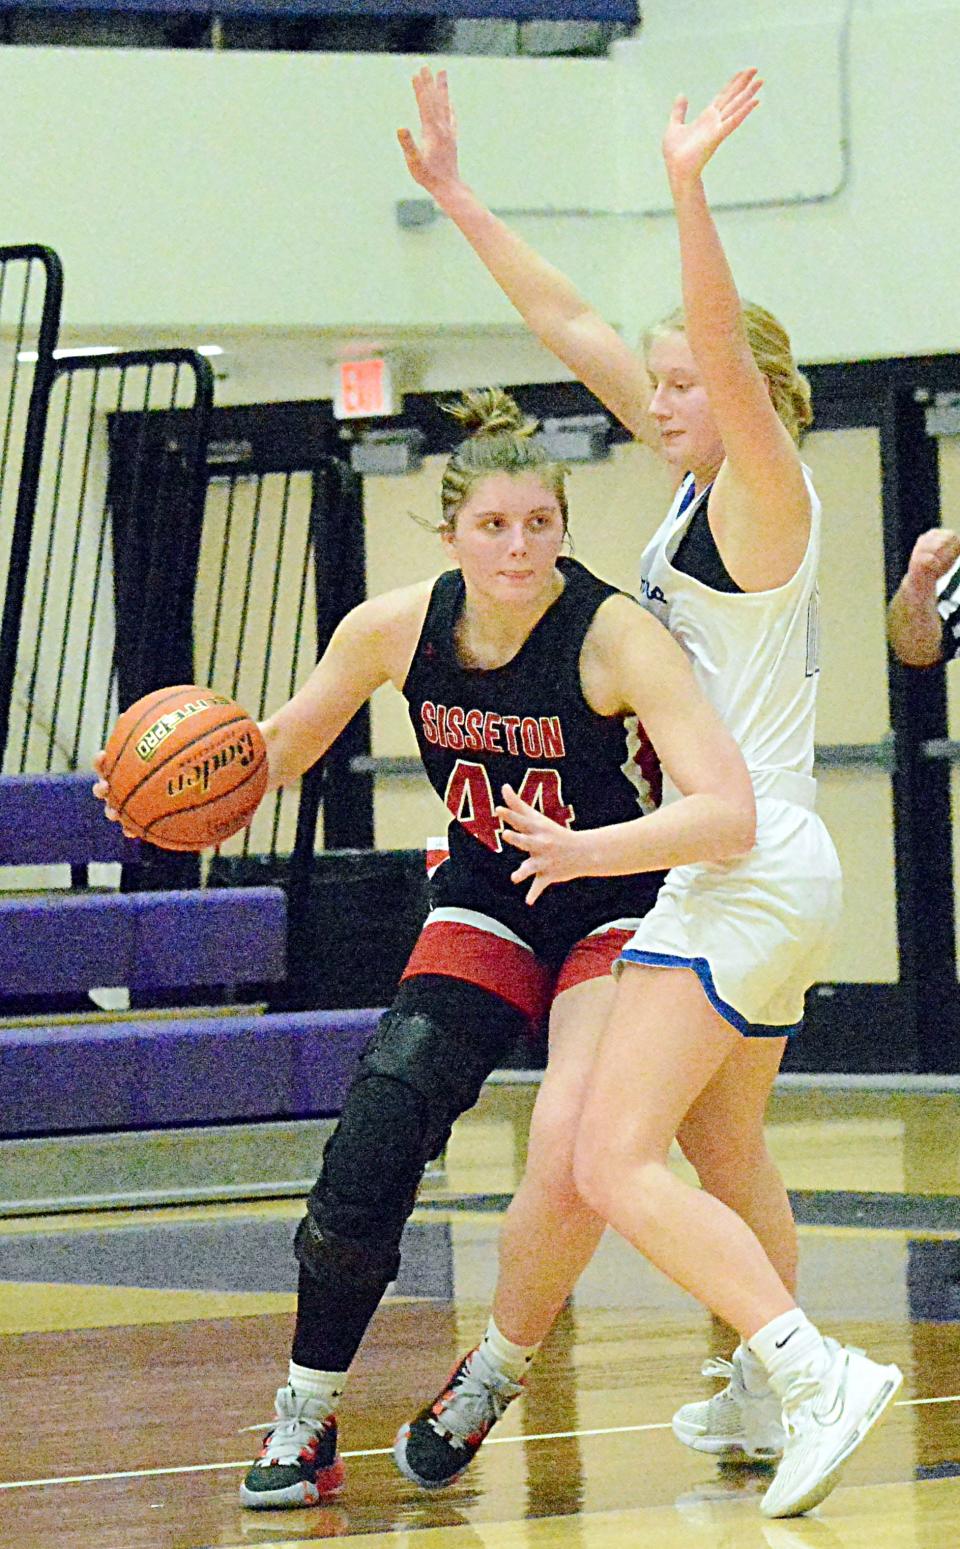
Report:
498,783,591,906
905,528,960,601
397,67,462,202
662,68,762,192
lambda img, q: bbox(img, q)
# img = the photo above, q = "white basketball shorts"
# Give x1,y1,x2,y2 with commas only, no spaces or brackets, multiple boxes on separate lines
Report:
616,793,842,1035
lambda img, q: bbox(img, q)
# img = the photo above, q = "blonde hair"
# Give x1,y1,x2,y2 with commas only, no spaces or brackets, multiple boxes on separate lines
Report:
439,388,569,531
645,302,813,444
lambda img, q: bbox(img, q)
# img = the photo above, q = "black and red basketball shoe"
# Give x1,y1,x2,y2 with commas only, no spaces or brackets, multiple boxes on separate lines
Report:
240,1385,344,1509
393,1346,524,1488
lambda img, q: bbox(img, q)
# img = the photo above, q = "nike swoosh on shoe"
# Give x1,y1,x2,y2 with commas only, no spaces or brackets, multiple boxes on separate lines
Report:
810,1356,849,1427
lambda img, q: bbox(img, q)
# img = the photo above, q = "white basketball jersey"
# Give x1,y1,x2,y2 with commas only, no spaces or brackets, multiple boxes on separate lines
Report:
638,470,821,788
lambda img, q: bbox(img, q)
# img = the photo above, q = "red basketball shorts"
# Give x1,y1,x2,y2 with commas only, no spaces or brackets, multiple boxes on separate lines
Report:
401,905,642,1029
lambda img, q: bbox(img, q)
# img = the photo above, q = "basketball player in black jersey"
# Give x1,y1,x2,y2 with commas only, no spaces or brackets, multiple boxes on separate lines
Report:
95,388,755,1510
402,515,667,1000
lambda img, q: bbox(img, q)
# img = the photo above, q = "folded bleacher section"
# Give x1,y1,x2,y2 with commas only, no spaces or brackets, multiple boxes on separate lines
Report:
0,246,387,1182
0,772,380,1139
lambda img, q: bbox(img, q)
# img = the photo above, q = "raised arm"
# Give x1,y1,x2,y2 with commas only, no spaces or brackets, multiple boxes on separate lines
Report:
887,529,960,666
398,67,654,443
662,71,812,584
499,598,756,902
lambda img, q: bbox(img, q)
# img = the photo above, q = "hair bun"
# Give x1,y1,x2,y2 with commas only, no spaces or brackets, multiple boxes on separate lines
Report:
444,387,539,440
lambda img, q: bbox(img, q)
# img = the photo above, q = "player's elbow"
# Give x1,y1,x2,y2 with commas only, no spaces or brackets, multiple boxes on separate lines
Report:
716,784,757,858
730,795,757,856
887,630,944,669
258,718,284,792
886,592,946,667
895,647,943,669
710,756,756,857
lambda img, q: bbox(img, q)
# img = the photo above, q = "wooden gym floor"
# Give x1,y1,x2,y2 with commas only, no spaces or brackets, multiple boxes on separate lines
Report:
0,1081,958,1549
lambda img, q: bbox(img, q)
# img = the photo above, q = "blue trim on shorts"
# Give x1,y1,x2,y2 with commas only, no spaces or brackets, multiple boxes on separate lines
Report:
617,949,802,1039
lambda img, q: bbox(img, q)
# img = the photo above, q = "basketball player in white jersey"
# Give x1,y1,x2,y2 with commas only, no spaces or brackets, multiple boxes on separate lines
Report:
888,528,960,663
396,68,902,1519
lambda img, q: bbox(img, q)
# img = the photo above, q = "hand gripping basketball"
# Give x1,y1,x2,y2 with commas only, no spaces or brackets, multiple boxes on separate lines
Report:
97,685,268,851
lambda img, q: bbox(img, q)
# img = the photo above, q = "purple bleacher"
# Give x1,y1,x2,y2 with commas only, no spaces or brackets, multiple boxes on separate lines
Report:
0,772,141,865
128,889,285,990
0,887,286,995
0,1008,381,1137
0,772,378,1140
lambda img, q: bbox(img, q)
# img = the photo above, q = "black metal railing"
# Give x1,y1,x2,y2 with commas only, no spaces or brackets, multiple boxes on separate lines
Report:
0,246,64,768
3,349,213,778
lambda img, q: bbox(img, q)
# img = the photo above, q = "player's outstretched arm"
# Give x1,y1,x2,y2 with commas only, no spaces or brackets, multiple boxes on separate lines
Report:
499,598,756,902
260,585,428,791
663,71,811,582
91,596,402,826
888,528,960,666
92,585,429,828
398,67,654,443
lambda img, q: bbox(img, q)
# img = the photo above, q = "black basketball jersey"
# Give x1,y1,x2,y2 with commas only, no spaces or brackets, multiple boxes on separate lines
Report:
403,557,665,960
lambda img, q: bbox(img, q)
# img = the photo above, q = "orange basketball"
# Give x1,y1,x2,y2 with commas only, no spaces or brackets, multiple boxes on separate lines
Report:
102,685,268,851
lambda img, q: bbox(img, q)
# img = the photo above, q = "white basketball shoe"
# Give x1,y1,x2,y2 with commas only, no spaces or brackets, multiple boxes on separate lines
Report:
672,1353,785,1462
760,1343,902,1518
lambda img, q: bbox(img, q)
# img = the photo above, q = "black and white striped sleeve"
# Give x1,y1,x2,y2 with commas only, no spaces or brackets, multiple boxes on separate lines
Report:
937,557,960,661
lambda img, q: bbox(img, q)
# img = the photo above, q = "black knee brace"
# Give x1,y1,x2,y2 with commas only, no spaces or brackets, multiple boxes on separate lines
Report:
294,1210,401,1291
296,975,524,1283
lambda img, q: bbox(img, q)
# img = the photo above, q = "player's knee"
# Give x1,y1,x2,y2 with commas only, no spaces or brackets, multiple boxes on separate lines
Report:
523,1126,582,1215
296,1067,426,1293
572,1106,651,1219
294,1209,401,1293
305,982,520,1248
301,981,523,1278
310,1069,430,1242
625,1161,671,1236
571,1119,618,1217
575,1130,665,1238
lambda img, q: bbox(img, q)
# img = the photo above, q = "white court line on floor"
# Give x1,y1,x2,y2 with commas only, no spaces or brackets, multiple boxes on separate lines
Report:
0,1394,956,1494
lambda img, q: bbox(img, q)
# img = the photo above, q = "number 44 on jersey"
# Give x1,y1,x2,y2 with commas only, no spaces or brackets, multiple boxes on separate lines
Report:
444,760,574,853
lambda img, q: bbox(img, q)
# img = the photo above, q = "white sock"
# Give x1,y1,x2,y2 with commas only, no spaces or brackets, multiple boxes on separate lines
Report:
287,1360,347,1414
478,1316,539,1382
747,1310,830,1397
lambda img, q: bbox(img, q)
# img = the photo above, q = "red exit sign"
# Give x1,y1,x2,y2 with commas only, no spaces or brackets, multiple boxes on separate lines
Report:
334,357,397,419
